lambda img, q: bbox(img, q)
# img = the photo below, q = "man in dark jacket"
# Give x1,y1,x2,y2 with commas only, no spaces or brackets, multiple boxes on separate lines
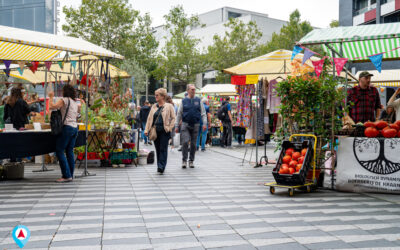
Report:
140,101,151,145
175,84,207,168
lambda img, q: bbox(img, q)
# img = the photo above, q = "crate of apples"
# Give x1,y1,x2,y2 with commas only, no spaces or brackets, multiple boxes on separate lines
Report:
278,147,308,175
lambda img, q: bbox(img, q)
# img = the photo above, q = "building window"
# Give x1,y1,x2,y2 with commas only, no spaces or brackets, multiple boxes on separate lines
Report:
228,12,242,19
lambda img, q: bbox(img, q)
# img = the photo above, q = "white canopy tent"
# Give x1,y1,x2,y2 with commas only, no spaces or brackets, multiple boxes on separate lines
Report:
0,25,123,61
199,84,237,96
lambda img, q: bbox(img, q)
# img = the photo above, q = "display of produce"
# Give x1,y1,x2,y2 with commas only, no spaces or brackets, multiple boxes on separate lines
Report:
363,120,400,138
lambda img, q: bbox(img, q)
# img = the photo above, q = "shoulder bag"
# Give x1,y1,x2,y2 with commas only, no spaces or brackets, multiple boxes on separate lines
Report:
50,98,70,135
149,107,163,141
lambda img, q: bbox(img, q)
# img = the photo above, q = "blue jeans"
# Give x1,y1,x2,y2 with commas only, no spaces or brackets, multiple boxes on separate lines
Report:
56,125,78,179
196,127,208,150
141,122,148,143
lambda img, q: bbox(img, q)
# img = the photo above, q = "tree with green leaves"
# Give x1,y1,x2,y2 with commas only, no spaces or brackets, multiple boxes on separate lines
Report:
120,59,148,95
329,20,340,28
62,0,158,72
207,18,262,83
155,6,207,86
258,9,314,54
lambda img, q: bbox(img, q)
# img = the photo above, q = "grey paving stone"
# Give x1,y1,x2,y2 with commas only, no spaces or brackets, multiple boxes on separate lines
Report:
327,229,371,236
257,242,308,250
242,231,288,240
101,237,151,246
150,235,199,244
286,229,331,237
367,227,400,234
349,239,400,248
209,244,257,250
50,237,101,247
305,240,352,249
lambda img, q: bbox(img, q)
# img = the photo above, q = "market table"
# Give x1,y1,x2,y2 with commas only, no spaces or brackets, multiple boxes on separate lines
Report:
336,136,400,194
0,130,86,160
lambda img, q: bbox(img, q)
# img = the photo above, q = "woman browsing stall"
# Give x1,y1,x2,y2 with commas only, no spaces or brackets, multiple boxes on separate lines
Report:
48,85,80,183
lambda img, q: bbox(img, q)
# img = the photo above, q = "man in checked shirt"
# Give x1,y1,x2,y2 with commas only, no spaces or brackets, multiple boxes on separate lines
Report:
347,71,382,123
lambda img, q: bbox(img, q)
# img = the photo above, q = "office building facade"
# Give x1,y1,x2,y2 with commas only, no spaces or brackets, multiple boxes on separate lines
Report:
0,0,59,34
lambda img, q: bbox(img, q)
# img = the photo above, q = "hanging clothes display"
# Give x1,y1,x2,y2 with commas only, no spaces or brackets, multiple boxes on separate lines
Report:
257,80,264,137
262,78,271,135
267,79,281,114
235,85,255,128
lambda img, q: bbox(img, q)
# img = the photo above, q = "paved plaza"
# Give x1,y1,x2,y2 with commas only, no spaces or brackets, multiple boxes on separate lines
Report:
0,145,400,249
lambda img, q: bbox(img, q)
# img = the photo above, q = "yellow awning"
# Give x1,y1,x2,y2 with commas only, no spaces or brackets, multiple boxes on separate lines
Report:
8,55,130,85
373,82,400,87
0,41,60,61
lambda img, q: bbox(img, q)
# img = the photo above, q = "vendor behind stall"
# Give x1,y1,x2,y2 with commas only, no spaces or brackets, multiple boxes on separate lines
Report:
3,88,34,130
347,71,381,123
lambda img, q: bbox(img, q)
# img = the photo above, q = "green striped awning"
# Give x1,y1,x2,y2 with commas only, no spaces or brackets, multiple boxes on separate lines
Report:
298,23,400,61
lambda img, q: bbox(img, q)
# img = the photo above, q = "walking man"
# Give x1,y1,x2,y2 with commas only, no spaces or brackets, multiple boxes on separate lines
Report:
175,84,207,168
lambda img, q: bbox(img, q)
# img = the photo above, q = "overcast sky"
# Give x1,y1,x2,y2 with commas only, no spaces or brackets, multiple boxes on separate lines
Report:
60,0,339,31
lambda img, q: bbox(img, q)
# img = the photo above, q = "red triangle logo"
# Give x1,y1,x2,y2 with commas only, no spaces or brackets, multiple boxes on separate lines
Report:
17,229,25,239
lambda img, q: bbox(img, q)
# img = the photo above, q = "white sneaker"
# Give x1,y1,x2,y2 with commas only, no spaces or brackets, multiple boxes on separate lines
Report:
182,161,187,168
189,161,195,168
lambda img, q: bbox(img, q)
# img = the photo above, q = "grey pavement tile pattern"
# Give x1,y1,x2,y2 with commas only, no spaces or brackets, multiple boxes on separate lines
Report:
0,145,400,249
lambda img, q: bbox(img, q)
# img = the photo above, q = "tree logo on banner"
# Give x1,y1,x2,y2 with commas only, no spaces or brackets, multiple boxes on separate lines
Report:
353,138,400,175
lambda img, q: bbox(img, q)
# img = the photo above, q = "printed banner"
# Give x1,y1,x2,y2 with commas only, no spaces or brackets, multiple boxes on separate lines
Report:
311,59,325,77
333,58,348,76
336,137,400,193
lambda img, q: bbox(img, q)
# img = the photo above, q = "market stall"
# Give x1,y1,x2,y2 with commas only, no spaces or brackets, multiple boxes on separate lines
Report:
297,22,400,194
198,84,238,145
0,24,129,177
223,49,351,167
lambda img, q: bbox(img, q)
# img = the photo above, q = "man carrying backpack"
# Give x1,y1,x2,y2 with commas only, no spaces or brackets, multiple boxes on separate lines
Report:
218,97,234,148
175,84,207,168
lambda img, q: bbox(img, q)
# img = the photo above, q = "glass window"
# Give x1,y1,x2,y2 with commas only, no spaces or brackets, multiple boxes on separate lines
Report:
0,10,13,26
228,12,242,19
14,8,34,30
35,6,46,32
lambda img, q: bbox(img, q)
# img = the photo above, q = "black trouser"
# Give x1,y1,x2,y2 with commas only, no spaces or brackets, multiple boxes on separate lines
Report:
154,130,170,171
222,121,232,146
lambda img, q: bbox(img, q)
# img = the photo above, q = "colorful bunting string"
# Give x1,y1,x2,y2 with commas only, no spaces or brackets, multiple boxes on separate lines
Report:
17,67,24,76
71,60,77,69
3,60,11,70
311,59,325,78
57,61,64,69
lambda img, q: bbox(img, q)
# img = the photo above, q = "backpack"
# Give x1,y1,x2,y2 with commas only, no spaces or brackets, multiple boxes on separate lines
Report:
217,102,228,121
147,151,155,164
50,99,70,135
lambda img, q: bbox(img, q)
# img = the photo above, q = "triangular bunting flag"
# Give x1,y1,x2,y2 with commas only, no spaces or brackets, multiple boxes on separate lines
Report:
45,61,52,71
3,69,10,78
57,61,64,69
302,49,315,65
333,58,348,76
18,61,25,71
71,60,77,69
312,59,325,77
3,60,12,70
291,45,303,60
29,61,39,73
79,70,84,80
368,53,383,73
17,67,24,76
